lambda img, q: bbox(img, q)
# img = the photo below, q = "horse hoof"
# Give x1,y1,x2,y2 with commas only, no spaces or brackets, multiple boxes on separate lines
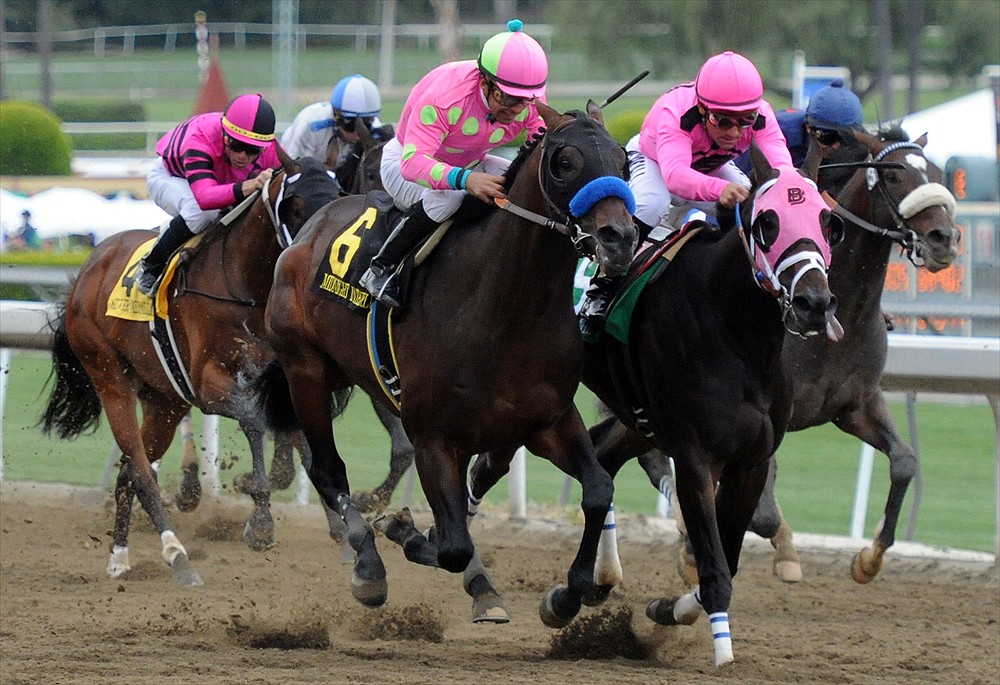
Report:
851,547,881,584
538,585,578,629
351,489,379,514
171,553,204,587
373,508,417,546
175,468,202,512
646,598,676,625
232,473,253,495
581,584,613,607
472,592,510,624
243,519,276,552
773,560,802,583
351,573,388,607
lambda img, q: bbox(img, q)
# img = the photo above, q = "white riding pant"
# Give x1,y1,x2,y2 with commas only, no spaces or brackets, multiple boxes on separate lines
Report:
625,134,749,229
146,157,220,233
379,137,512,223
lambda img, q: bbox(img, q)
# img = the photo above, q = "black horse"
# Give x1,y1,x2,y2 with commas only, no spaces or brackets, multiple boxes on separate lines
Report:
643,127,961,586
254,101,638,626
534,144,840,665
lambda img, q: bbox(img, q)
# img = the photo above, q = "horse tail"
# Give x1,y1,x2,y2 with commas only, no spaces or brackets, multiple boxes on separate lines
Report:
254,359,354,432
38,303,102,439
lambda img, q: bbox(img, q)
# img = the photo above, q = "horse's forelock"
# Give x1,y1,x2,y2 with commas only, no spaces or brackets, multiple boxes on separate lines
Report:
876,125,909,143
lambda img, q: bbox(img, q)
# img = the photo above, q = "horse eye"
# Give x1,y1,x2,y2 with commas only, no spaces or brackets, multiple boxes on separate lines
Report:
753,211,780,250
824,211,845,247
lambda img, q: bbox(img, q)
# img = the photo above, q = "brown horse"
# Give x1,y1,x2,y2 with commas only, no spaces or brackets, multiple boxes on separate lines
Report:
254,101,637,623
40,153,341,584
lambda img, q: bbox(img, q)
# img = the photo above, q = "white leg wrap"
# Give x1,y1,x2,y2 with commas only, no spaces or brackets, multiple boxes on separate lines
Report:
106,545,131,578
466,484,481,520
160,530,187,566
709,611,735,666
594,503,623,586
673,586,702,625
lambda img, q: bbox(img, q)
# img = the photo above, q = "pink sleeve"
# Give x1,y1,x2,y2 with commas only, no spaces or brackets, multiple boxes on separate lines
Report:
188,176,239,210
399,105,462,190
754,110,794,169
654,120,729,203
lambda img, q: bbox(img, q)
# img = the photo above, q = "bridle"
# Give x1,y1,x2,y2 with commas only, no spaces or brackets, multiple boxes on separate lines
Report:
821,141,957,267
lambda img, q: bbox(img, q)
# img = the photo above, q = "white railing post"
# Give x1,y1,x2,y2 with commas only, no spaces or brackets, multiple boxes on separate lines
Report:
201,414,220,495
508,447,527,520
850,442,876,539
0,348,10,481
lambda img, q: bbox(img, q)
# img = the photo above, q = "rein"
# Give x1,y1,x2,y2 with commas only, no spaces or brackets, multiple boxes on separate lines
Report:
821,142,957,267
735,191,829,338
181,172,288,308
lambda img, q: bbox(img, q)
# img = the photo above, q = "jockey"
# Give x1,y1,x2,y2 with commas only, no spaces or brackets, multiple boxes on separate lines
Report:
579,50,793,337
137,93,280,296
280,73,388,170
736,78,865,185
359,19,548,309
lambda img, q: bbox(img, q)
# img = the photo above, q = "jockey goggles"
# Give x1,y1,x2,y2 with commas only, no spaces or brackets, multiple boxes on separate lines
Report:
226,135,265,156
487,80,529,108
705,110,759,130
335,114,376,133
811,127,843,146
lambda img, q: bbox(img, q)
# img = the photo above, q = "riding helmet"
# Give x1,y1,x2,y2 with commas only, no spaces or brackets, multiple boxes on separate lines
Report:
330,74,382,119
477,19,548,99
222,93,276,146
695,50,764,112
806,79,863,131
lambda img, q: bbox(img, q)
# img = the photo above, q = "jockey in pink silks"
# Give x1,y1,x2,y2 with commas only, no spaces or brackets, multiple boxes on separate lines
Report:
359,19,548,310
579,50,795,336
137,93,281,296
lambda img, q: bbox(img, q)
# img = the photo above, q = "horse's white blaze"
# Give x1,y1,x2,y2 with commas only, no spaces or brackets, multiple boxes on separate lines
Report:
673,587,702,625
904,152,928,173
594,503,623,586
106,545,130,578
160,530,187,566
709,611,735,666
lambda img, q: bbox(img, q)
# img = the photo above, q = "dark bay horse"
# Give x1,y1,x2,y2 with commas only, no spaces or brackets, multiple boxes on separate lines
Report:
255,101,638,623
40,154,340,584
649,127,961,585
568,145,841,665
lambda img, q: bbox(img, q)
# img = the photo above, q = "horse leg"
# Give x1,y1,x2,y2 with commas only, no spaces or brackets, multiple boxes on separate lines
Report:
235,419,275,551
174,411,202,512
834,390,917,584
748,459,801,582
532,409,615,628
645,450,737,665
352,398,414,514
295,437,349,549
108,458,136,578
412,441,474,574
268,431,297,491
287,358,387,607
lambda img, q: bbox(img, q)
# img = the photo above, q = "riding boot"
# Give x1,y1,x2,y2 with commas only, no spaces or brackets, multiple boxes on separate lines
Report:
135,215,195,297
579,273,621,341
359,201,439,309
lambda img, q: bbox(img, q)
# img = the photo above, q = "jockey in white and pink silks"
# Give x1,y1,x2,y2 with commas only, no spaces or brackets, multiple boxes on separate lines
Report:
359,19,548,310
579,51,794,336
137,93,281,296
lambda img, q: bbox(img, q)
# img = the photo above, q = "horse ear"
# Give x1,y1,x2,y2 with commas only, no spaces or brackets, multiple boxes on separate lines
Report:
535,100,563,130
324,136,340,171
749,143,774,182
275,141,299,175
355,117,376,151
801,136,822,182
586,99,605,126
915,132,929,148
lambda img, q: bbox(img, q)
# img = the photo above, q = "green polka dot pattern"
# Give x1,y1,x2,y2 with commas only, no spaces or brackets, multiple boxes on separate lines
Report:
462,118,480,135
420,105,438,125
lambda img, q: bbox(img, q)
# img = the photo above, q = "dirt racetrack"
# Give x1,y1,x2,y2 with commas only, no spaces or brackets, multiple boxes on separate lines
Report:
1,480,997,685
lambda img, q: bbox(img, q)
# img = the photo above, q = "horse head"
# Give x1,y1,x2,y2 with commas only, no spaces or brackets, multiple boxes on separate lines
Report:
741,144,841,340
269,155,341,247
842,129,960,272
531,100,638,277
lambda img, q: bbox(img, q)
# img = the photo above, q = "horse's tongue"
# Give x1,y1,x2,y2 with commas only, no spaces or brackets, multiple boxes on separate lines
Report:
826,315,845,342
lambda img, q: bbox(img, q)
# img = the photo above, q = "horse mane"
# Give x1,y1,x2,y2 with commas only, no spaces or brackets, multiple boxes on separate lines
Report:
875,125,910,143
502,131,544,193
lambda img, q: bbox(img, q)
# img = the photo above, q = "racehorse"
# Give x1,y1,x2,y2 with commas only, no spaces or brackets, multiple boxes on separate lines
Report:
555,143,841,665
254,101,638,624
40,152,340,584
646,126,961,585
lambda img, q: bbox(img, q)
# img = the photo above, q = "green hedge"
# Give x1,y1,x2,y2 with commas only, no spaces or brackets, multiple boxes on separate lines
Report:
0,101,72,175
52,99,147,151
605,109,647,145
